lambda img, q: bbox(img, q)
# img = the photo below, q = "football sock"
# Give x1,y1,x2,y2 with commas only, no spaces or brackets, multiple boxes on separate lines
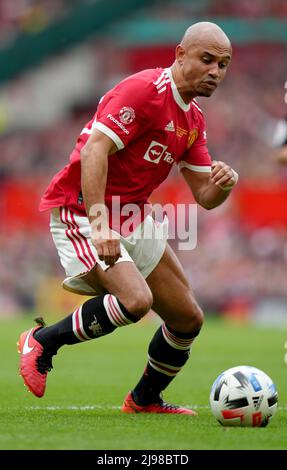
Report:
34,294,137,352
132,323,200,406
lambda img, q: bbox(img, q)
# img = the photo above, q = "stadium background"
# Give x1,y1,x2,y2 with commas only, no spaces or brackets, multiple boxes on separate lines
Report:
0,0,286,325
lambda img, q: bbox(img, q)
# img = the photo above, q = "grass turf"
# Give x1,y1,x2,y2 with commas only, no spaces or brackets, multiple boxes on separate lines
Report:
0,315,286,450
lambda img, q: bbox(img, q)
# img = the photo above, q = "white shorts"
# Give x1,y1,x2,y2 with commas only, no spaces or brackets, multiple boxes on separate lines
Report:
50,207,169,295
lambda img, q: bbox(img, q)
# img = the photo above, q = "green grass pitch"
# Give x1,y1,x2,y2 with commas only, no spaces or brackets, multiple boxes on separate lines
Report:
0,315,286,450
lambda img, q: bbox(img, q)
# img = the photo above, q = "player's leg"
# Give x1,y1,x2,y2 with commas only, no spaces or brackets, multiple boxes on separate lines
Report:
35,260,152,348
18,207,153,397
147,243,203,332
18,260,153,398
122,243,203,414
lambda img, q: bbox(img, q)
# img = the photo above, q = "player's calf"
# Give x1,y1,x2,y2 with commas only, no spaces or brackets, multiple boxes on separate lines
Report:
34,293,141,353
131,322,201,407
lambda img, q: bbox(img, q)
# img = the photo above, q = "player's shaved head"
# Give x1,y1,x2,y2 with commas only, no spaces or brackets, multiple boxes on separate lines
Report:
181,22,231,52
171,22,232,102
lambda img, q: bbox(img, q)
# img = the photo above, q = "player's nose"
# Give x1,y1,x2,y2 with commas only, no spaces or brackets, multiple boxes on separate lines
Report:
208,65,220,80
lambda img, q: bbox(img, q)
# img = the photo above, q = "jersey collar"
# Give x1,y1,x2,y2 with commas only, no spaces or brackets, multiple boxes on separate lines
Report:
165,68,190,112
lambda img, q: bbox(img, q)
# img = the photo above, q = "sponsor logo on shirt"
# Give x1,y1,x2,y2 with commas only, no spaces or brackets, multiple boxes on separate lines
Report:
107,113,129,135
187,129,199,148
176,127,188,138
119,106,135,124
143,140,174,165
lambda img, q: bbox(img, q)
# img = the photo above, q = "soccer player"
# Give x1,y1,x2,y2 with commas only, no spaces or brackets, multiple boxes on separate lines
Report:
18,22,238,414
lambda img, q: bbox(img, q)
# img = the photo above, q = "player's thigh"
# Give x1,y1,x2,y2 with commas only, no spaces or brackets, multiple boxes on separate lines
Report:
146,243,203,332
83,261,153,318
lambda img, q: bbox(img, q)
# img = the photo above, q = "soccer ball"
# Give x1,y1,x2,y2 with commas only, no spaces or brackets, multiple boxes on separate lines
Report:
209,365,278,427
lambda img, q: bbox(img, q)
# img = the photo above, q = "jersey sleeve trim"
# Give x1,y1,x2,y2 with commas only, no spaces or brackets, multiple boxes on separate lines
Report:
94,122,124,150
178,161,211,173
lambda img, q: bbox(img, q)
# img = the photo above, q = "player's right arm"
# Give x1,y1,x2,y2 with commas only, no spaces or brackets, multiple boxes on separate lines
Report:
80,72,159,266
81,129,120,267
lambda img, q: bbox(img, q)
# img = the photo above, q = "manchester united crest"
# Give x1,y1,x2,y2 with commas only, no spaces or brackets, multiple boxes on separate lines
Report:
119,106,135,124
187,129,199,148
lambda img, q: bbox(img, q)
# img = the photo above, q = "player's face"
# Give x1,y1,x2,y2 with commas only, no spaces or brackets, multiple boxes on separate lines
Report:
178,43,231,98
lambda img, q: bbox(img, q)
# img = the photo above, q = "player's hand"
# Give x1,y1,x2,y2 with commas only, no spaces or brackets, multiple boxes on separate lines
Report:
91,226,121,267
211,160,238,191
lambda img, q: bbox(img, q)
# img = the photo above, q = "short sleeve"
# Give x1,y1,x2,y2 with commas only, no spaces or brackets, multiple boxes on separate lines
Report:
178,110,212,173
94,77,157,150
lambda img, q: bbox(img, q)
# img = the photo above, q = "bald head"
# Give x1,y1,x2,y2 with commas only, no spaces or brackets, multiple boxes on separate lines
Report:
181,22,231,51
171,22,232,102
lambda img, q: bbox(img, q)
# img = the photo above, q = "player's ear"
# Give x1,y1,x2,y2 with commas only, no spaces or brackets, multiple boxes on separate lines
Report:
175,44,185,66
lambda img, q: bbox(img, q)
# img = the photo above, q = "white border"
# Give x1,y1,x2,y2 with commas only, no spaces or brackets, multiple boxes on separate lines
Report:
178,161,211,172
94,122,125,150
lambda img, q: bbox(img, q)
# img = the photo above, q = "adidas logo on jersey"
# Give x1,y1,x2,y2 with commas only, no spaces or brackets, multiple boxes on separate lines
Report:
165,120,175,132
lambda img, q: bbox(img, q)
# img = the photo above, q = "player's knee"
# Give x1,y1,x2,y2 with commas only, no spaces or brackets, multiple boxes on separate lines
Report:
163,290,204,334
188,300,204,330
124,288,153,318
181,294,204,333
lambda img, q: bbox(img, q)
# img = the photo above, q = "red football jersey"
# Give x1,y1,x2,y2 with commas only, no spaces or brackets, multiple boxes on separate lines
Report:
40,68,212,231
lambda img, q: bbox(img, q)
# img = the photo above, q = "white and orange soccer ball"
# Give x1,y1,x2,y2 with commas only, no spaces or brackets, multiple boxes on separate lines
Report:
209,365,278,427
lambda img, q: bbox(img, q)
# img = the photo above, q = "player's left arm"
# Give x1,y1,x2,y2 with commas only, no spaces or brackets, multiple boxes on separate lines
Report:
179,109,238,209
181,161,239,209
275,145,287,164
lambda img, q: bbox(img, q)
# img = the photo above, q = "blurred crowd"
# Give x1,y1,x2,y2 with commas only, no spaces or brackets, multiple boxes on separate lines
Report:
176,205,287,318
0,4,286,320
206,0,287,17
153,0,287,18
1,0,287,50
0,0,79,47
